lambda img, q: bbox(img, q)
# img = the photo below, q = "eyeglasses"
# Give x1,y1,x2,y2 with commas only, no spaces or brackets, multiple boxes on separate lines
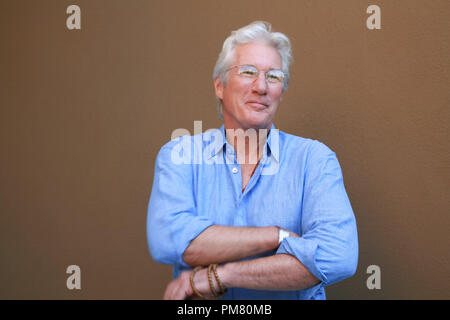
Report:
227,65,285,84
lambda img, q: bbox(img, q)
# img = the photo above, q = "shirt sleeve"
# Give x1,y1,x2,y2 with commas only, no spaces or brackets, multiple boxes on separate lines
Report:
146,139,215,269
276,140,359,287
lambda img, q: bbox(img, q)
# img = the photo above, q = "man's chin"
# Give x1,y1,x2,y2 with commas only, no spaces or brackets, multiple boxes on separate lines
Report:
224,109,273,130
240,116,272,130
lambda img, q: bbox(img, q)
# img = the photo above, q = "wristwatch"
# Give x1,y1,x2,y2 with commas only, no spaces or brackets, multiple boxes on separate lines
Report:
278,228,290,244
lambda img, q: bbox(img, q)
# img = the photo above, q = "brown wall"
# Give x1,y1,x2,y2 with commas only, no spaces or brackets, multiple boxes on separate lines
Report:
0,0,449,299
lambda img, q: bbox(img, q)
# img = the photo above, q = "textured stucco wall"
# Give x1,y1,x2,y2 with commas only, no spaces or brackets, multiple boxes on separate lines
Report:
0,0,449,299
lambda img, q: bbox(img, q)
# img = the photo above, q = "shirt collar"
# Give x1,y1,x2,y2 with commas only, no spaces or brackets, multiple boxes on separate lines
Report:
207,124,279,162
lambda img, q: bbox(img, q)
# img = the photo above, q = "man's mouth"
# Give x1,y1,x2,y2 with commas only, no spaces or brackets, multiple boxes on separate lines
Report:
246,101,268,109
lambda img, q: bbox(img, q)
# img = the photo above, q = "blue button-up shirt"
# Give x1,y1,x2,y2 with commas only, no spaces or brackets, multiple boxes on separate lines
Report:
147,124,358,300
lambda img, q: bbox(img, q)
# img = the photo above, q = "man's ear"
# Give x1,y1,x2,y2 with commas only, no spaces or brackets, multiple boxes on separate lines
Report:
214,77,224,100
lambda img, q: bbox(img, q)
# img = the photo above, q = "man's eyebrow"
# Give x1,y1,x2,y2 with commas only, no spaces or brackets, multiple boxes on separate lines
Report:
240,63,282,70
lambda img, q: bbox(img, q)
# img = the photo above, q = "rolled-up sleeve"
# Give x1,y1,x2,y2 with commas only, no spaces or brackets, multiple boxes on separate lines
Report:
276,141,358,286
146,140,215,268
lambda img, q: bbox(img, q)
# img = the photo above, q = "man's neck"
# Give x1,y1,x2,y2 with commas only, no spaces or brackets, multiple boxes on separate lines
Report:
224,124,270,166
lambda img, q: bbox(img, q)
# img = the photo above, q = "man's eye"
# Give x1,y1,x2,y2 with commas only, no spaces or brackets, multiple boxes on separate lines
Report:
241,70,257,76
267,72,283,82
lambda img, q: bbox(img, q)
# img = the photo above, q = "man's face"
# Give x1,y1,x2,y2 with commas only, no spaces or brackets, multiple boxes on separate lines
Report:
214,42,284,130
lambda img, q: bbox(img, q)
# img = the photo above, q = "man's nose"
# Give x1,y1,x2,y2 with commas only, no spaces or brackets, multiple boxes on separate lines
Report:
252,72,268,94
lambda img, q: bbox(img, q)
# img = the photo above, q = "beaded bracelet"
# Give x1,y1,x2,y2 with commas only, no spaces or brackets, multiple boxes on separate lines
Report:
190,266,214,300
207,264,219,297
190,265,228,300
211,264,227,298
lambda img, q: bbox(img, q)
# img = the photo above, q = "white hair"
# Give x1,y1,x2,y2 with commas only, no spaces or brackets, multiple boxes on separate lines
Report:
212,21,293,118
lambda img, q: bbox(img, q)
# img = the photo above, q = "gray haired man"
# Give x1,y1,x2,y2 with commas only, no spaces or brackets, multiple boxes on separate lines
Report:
147,21,358,300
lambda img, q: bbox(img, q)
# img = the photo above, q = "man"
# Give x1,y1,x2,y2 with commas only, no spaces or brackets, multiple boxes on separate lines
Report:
147,21,358,300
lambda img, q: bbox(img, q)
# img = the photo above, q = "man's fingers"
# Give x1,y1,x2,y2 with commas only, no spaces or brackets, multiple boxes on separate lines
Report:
163,279,181,300
163,281,174,300
163,272,193,300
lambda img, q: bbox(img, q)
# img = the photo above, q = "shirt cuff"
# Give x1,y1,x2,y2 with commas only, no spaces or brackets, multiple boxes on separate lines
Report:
276,236,329,285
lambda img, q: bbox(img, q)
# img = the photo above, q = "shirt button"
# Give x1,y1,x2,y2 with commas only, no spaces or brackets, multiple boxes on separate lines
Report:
232,167,238,174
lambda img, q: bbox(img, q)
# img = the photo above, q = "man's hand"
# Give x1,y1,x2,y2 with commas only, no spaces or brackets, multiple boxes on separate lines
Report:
163,271,193,300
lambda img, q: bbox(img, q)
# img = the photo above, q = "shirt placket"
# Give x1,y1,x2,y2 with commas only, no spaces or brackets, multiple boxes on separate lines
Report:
224,143,246,226
224,142,271,227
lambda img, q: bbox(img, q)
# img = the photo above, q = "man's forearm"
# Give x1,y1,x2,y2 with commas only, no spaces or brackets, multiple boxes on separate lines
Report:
218,253,320,291
175,253,321,299
182,225,280,267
